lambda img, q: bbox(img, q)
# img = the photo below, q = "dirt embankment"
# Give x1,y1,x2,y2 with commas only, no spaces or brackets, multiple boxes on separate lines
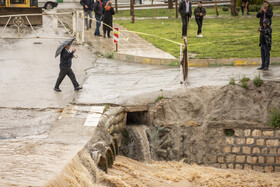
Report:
150,81,280,127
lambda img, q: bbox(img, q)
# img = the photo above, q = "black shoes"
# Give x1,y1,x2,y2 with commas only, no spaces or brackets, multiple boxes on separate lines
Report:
75,86,83,91
54,88,62,92
257,67,269,70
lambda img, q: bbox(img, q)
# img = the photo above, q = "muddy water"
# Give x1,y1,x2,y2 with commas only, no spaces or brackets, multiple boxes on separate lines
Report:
99,156,280,187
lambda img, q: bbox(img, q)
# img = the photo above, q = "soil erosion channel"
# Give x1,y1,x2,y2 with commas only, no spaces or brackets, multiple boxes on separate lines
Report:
48,81,280,186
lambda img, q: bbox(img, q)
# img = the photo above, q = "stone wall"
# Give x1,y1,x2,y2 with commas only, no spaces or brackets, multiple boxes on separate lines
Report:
208,124,280,172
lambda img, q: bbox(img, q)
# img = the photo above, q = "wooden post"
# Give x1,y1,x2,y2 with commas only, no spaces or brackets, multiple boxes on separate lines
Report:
130,0,135,23
215,0,219,16
116,43,118,51
175,0,178,18
180,37,188,82
115,0,118,13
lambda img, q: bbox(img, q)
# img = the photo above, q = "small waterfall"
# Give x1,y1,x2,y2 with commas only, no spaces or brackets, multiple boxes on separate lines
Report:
120,125,151,163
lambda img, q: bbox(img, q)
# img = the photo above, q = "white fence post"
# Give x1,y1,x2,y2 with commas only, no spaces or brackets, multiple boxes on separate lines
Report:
81,11,84,43
72,10,77,36
53,15,58,32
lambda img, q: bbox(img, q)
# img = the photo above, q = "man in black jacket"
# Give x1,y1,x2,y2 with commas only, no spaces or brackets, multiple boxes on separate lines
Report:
179,0,192,38
80,0,95,30
256,1,273,27
194,1,206,37
93,0,103,36
54,45,82,92
257,19,272,71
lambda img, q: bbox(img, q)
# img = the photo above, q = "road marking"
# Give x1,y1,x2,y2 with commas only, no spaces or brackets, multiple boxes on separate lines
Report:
84,106,104,127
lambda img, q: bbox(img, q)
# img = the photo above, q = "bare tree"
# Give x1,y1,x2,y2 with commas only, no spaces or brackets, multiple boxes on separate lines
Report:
115,0,118,13
168,0,173,9
130,0,135,23
230,0,238,16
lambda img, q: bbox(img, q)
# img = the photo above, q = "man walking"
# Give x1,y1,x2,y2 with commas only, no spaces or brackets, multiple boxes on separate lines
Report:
179,0,192,38
257,1,273,27
54,44,83,92
257,19,272,71
93,0,103,37
194,1,206,37
80,0,95,30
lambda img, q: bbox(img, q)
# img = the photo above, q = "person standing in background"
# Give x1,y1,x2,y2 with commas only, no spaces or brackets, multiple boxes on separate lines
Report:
257,1,273,27
179,0,192,38
93,0,104,37
80,0,95,30
241,0,250,15
194,1,206,37
103,1,115,38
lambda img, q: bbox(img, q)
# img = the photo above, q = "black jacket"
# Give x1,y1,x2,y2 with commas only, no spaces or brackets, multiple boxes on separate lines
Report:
94,1,104,18
80,0,95,11
60,48,74,69
194,6,206,19
259,25,272,47
179,0,192,17
256,8,273,26
103,6,115,31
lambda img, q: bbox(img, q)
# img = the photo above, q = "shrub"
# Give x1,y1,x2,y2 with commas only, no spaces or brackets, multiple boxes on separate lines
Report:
249,5,262,12
155,95,164,102
268,108,280,128
240,76,250,83
241,81,249,89
103,103,110,113
229,78,236,85
223,7,229,11
253,74,263,87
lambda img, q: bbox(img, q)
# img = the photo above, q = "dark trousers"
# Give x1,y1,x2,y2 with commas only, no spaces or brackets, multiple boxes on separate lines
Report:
195,18,203,35
181,14,190,36
103,29,111,37
260,44,271,68
55,68,79,89
94,17,101,36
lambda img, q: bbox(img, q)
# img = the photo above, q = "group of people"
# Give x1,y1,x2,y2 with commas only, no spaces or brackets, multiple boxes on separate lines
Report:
179,0,206,38
80,0,115,38
179,0,273,70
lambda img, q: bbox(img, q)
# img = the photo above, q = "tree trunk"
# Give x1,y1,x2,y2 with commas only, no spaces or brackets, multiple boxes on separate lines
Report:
115,0,118,13
215,0,219,16
175,0,178,18
230,0,238,16
130,0,135,23
168,0,173,9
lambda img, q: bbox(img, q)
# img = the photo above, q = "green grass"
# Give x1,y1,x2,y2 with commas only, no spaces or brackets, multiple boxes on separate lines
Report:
115,16,280,59
114,6,261,18
229,78,236,85
268,108,280,128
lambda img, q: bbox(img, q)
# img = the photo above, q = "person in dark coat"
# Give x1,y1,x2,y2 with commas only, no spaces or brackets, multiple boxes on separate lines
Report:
194,1,206,37
103,1,115,38
54,44,82,92
93,0,104,37
256,1,273,27
179,0,192,38
257,19,272,71
80,0,95,30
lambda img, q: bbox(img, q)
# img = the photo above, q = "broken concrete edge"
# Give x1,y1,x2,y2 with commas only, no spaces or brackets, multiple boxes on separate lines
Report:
95,47,280,67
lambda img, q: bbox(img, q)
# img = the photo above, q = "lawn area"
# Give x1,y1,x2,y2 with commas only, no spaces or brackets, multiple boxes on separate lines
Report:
114,6,258,18
115,16,280,59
